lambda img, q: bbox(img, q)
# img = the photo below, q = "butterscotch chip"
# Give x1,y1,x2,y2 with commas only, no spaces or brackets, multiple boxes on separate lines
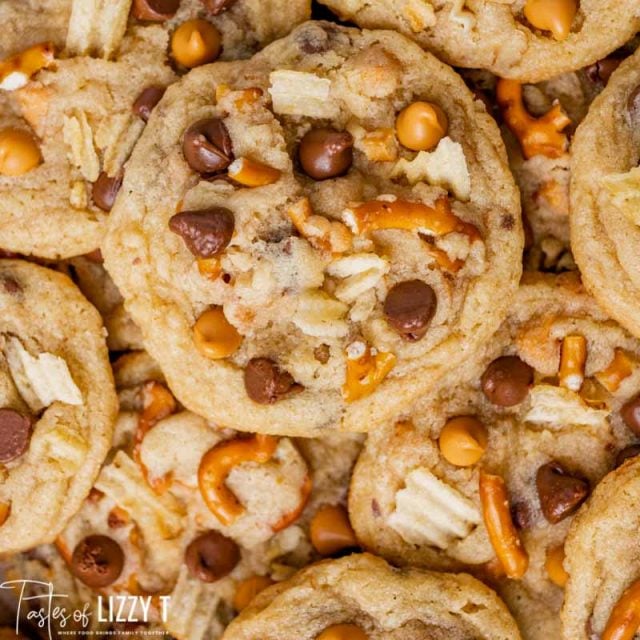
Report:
570,48,640,340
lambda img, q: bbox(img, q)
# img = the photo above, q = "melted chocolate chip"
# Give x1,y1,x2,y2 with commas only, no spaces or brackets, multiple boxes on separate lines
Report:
585,57,622,85
183,118,234,175
628,85,640,120
481,356,534,407
0,408,32,463
71,535,124,588
131,0,179,21
168,207,234,258
511,501,534,530
132,86,165,122
244,358,298,404
298,128,354,180
201,0,237,15
185,530,239,582
536,462,589,524
615,444,640,468
92,171,123,212
621,394,640,435
383,280,437,341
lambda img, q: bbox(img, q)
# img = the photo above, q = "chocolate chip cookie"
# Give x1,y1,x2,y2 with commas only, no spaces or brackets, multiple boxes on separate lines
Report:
222,553,522,640
570,46,640,339
0,0,311,260
561,456,640,640
56,350,362,640
317,0,640,83
349,272,640,639
104,21,522,436
0,260,117,554
0,26,176,259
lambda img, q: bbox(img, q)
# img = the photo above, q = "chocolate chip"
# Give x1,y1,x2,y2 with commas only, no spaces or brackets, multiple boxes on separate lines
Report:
313,344,330,364
298,128,354,180
615,444,640,468
185,530,239,582
536,462,589,524
383,280,437,341
132,86,165,122
168,208,234,258
628,85,640,120
585,57,622,85
183,118,234,175
0,409,32,463
244,358,298,404
1,276,21,294
500,214,515,230
511,501,534,530
92,171,123,212
481,356,534,407
621,394,640,435
71,535,124,588
371,498,381,518
201,0,237,15
131,0,179,21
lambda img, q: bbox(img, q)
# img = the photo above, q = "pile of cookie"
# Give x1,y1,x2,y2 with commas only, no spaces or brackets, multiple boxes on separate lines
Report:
1,1,640,639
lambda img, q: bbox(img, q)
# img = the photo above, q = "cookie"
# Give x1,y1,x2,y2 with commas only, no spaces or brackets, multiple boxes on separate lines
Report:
55,350,362,640
317,0,640,83
463,43,639,273
104,21,522,437
561,456,640,640
349,272,640,639
570,47,640,338
222,552,521,639
0,26,176,259
0,0,312,260
0,260,117,554
62,252,144,351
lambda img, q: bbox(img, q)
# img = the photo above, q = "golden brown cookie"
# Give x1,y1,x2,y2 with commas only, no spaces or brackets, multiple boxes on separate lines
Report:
570,46,640,338
55,350,362,640
349,273,640,639
104,21,522,437
0,260,117,554
317,0,640,82
222,553,522,640
562,456,640,640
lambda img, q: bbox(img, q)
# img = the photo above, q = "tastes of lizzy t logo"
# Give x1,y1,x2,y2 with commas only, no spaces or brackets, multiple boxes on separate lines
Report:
0,580,170,638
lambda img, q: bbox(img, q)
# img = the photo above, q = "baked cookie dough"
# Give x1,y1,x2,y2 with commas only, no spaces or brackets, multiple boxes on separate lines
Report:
317,0,640,83
0,0,311,260
463,42,637,273
349,272,640,639
0,260,117,554
0,26,176,259
570,47,640,339
222,552,521,640
104,21,522,436
62,252,144,352
55,350,362,640
562,456,640,640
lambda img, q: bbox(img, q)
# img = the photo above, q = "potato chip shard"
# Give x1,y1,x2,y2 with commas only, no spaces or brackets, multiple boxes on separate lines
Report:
4,337,82,411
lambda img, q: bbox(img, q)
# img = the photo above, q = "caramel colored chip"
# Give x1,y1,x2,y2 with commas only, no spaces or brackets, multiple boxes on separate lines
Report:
310,504,358,555
171,19,222,68
0,128,42,176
